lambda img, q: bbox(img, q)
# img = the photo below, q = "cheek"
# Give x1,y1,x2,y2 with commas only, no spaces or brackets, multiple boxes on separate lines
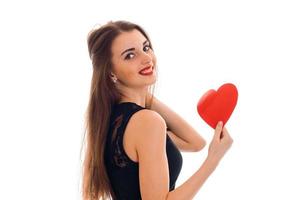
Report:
120,64,139,79
113,59,135,77
126,69,138,78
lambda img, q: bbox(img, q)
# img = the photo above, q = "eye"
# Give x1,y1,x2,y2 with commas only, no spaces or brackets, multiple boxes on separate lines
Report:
125,53,134,60
143,45,151,52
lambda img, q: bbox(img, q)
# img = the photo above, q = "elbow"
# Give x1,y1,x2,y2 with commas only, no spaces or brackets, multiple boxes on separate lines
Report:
192,139,206,152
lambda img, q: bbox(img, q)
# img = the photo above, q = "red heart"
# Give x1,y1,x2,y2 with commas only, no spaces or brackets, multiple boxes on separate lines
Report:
197,83,238,129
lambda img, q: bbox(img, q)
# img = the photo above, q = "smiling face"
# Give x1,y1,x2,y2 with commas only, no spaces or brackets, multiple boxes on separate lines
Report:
110,29,157,90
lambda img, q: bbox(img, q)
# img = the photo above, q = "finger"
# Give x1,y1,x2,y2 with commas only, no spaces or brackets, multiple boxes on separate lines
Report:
220,125,228,139
221,127,232,141
214,121,223,139
222,126,228,136
220,126,227,139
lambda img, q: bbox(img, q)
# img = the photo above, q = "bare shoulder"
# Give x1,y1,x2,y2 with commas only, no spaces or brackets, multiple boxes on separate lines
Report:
130,109,166,130
127,109,167,151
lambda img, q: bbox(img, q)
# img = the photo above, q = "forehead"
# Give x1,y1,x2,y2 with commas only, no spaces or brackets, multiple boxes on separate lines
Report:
111,29,147,55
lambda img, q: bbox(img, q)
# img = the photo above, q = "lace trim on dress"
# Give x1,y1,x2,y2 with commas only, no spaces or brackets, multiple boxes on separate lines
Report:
111,114,129,168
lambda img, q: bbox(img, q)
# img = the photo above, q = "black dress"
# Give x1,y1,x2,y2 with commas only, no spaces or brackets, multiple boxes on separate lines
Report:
104,102,183,200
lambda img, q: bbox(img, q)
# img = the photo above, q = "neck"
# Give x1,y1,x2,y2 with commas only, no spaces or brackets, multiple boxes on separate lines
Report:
118,87,149,108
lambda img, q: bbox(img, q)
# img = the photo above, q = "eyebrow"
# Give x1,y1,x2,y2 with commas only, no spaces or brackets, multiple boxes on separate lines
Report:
120,40,149,56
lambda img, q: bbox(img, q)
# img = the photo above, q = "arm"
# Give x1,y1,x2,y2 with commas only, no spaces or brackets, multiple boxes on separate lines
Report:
166,130,202,152
132,109,221,200
166,158,217,200
148,94,206,152
167,122,233,200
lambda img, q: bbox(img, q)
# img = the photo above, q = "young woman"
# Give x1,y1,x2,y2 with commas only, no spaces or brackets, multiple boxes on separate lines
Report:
82,20,233,200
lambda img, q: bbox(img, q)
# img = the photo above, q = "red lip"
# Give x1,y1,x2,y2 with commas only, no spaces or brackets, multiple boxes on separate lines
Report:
139,65,153,73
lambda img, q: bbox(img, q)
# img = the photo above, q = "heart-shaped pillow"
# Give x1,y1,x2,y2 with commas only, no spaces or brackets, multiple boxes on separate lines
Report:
197,83,238,129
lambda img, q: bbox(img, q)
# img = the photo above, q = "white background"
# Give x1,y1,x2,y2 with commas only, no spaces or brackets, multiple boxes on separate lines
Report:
1,0,299,199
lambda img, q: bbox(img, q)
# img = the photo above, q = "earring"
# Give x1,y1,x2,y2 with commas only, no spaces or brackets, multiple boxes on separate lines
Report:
110,73,118,83
111,76,118,83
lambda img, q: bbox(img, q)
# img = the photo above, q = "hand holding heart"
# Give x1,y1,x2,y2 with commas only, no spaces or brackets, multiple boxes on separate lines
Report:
208,121,234,164
197,83,237,169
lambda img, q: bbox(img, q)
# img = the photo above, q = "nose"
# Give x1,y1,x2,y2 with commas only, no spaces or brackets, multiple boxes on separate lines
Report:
141,51,152,64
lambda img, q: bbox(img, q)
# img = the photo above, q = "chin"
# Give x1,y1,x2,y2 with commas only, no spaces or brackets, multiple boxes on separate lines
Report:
148,77,157,85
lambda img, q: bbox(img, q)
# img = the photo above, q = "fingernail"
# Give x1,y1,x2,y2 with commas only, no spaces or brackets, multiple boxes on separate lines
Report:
219,121,223,126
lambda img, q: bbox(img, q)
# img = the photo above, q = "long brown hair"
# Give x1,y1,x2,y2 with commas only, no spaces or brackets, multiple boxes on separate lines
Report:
81,20,157,200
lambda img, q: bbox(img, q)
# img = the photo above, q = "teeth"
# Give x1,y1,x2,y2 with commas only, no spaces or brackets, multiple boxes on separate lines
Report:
140,67,152,74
